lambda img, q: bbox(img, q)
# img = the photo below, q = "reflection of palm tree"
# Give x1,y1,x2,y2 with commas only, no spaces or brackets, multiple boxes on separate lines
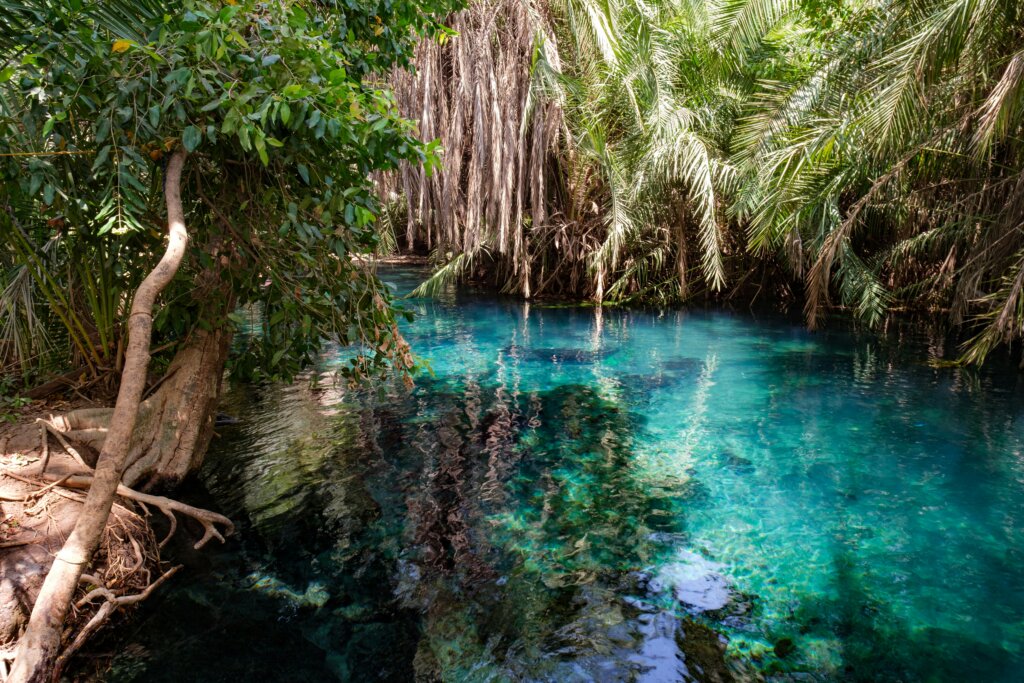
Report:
412,406,494,581
368,373,705,677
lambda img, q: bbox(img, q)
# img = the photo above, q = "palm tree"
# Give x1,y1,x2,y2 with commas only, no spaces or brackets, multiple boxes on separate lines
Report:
735,0,1024,362
392,0,1024,364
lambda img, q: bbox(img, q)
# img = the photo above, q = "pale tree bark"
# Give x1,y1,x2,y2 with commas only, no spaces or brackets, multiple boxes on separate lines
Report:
8,149,189,683
50,325,232,490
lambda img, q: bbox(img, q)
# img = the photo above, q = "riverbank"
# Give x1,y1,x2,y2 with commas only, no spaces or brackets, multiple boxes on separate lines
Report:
0,398,226,678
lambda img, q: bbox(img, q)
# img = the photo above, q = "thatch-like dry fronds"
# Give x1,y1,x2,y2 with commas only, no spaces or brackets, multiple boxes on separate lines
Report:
382,0,574,298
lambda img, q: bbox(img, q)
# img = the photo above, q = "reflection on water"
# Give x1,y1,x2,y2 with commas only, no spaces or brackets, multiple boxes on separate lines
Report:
103,268,1024,682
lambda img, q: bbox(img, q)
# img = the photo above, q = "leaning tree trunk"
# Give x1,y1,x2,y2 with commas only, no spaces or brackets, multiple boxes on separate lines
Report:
8,149,190,683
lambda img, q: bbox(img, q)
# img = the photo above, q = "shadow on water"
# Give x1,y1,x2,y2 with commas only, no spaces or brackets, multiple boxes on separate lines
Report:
783,543,1015,682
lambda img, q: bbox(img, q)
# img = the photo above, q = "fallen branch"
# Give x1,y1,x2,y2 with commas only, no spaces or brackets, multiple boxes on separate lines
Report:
36,418,90,469
23,364,90,400
2,470,72,503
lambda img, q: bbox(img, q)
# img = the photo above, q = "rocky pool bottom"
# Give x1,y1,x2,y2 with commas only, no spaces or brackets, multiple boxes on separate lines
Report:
91,269,1023,682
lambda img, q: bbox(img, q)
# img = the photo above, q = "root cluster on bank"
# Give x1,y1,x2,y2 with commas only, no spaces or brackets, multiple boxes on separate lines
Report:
0,413,234,680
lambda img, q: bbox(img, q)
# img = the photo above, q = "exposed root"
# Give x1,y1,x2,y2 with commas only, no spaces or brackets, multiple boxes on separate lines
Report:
1,459,233,677
39,473,234,550
52,565,182,682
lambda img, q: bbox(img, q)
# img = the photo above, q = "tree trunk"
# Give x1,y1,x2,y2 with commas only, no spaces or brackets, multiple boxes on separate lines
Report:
124,327,231,489
7,149,190,683
52,326,232,490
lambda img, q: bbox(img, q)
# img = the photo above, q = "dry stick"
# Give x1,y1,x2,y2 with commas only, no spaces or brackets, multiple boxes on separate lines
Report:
0,150,94,157
2,470,72,501
8,149,191,683
35,419,89,469
51,565,182,682
38,424,50,474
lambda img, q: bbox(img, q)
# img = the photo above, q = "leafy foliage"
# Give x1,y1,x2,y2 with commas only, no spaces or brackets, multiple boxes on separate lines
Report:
0,0,459,385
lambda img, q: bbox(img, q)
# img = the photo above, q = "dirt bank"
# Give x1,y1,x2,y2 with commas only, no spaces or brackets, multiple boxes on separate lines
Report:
0,401,180,679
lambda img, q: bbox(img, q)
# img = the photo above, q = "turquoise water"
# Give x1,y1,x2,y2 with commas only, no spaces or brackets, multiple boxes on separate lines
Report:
103,268,1024,682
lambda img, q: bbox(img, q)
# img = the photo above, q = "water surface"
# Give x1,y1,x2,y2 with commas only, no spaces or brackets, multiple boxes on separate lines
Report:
104,268,1024,682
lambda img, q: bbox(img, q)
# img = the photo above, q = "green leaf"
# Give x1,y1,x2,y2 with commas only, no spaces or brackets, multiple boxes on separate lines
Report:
182,125,202,152
254,135,268,166
297,163,310,184
91,145,111,172
238,124,251,150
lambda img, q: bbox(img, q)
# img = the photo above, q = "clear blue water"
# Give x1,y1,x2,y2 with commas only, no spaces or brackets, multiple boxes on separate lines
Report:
102,268,1024,682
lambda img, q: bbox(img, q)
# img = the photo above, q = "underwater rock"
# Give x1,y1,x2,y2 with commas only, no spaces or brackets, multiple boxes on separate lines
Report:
617,357,704,395
678,620,735,683
503,343,616,364
661,357,705,374
632,610,691,682
774,637,796,659
246,572,329,608
651,550,733,613
413,637,442,683
721,451,755,474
